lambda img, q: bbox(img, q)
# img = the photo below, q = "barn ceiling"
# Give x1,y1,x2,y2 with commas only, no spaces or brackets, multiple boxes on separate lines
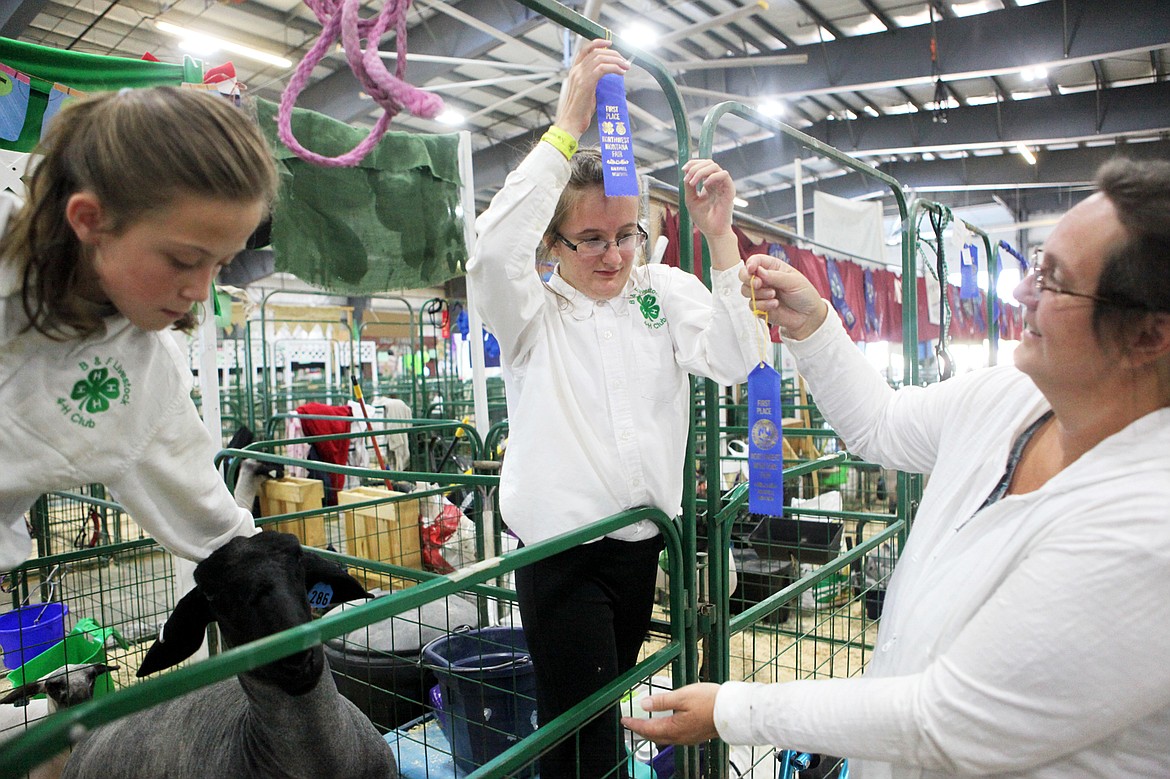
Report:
7,0,1170,240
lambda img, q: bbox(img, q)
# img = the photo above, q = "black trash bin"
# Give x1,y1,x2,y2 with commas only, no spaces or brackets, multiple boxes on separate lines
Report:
748,512,844,566
324,593,480,733
729,547,793,625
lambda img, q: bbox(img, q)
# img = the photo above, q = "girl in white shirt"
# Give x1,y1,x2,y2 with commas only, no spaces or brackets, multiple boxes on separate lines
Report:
0,86,278,571
468,39,766,778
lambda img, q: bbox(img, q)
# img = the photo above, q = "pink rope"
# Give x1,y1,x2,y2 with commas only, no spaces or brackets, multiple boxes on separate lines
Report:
278,0,445,167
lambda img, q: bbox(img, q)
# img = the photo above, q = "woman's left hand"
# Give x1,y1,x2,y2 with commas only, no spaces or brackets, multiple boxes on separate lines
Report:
683,159,736,238
619,682,722,745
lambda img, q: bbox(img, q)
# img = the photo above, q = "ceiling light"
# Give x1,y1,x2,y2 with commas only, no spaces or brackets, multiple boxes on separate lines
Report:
435,109,465,126
757,100,785,117
619,22,659,48
733,197,749,208
1021,66,1048,81
155,21,292,68
1015,143,1037,165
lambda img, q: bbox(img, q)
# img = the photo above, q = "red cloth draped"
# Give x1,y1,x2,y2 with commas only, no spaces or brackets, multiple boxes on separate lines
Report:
296,402,352,490
659,207,704,279
658,224,1024,347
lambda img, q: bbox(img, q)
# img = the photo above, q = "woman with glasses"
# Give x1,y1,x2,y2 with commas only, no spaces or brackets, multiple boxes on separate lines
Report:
624,157,1170,778
467,38,766,779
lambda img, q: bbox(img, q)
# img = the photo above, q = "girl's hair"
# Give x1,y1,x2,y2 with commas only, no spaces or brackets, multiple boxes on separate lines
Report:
537,147,647,299
1,86,279,339
539,147,644,251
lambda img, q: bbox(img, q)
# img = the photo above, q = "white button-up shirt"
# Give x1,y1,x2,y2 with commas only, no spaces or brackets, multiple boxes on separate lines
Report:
467,142,767,545
714,311,1170,778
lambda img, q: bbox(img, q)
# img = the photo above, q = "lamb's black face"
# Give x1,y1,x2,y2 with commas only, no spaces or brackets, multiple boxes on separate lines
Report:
254,645,324,695
197,533,323,691
183,532,369,693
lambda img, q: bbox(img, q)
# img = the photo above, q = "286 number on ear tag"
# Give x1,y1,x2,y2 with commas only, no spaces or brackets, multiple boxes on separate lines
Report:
307,583,334,608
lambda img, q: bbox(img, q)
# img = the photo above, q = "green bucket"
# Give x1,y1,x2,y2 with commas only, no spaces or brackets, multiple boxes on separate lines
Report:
6,618,126,699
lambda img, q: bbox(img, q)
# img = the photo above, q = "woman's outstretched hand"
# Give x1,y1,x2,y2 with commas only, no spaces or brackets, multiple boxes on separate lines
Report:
741,254,828,340
553,39,631,139
620,683,722,745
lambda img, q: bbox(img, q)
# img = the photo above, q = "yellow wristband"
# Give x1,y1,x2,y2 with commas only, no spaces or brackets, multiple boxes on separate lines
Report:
542,125,578,161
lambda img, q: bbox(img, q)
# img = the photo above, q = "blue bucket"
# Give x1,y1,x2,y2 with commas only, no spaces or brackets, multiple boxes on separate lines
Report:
0,602,69,672
421,626,538,776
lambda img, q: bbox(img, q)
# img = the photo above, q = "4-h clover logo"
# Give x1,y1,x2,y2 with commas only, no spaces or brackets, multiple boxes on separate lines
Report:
630,287,667,329
635,290,660,322
71,368,121,414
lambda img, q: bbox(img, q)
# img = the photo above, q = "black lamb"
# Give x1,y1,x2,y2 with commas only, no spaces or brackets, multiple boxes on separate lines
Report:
61,532,398,779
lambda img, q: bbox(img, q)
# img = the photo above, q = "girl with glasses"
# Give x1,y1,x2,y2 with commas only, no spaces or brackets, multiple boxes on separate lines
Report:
467,38,767,779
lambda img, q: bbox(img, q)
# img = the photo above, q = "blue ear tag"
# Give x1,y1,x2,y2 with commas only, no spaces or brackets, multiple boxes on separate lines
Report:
595,74,639,197
747,362,785,516
307,583,334,609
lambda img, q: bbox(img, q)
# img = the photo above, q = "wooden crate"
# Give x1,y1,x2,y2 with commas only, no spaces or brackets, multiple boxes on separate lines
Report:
259,477,327,548
337,486,422,591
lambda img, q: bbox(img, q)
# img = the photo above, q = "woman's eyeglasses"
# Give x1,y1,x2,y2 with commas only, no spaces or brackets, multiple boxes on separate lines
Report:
555,227,648,258
1028,250,1113,305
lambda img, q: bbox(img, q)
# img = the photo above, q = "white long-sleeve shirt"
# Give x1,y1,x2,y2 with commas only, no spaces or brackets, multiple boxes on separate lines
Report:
715,310,1170,778
467,142,767,545
0,193,255,571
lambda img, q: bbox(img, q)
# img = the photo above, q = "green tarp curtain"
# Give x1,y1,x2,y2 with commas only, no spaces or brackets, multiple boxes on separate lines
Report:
255,98,467,294
0,36,201,152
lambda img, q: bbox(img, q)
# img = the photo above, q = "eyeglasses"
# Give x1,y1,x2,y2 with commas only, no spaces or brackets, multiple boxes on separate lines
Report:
1027,250,1113,305
555,227,648,258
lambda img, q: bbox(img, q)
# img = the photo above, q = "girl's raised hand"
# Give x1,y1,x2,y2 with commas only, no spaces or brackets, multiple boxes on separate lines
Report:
553,39,631,139
682,159,735,238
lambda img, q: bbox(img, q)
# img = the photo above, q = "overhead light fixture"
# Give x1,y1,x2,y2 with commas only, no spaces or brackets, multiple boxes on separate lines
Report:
757,99,785,117
1015,143,1037,165
733,197,749,208
155,21,292,68
618,22,660,48
1021,66,1048,81
435,109,465,126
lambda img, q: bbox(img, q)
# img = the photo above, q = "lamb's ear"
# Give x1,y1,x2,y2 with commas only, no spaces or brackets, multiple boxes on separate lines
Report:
303,551,372,606
0,681,44,706
137,588,213,677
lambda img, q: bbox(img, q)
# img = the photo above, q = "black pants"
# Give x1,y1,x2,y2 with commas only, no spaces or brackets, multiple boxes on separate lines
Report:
515,535,664,779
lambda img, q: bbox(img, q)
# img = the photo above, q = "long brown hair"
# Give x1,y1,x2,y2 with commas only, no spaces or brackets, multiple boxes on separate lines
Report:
1,86,279,339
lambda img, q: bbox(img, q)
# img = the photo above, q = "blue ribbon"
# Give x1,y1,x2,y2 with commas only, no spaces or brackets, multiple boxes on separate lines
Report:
595,74,638,196
959,243,980,300
747,362,785,516
863,269,881,335
825,259,856,330
0,67,30,142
